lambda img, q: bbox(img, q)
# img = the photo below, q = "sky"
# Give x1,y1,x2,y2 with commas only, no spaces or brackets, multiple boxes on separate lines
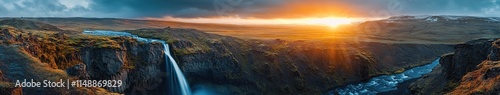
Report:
0,0,499,25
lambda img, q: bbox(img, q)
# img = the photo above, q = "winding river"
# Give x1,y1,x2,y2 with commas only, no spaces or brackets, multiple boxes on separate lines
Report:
83,30,192,95
331,58,440,95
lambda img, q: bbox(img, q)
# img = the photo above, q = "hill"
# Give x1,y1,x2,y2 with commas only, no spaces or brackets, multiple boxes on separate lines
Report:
0,19,62,31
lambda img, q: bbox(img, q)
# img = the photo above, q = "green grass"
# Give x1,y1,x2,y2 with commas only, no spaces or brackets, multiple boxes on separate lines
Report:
1,26,127,69
124,29,213,56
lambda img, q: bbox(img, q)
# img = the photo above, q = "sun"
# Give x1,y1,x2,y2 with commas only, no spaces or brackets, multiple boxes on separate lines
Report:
301,17,355,28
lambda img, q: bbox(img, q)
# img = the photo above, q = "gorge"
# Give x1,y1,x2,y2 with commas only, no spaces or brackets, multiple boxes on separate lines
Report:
1,16,498,94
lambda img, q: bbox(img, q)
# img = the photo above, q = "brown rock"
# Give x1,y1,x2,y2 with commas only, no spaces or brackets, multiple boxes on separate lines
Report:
0,28,15,43
0,70,3,81
15,33,23,42
489,40,500,61
410,39,497,94
0,82,22,95
57,32,65,40
66,63,90,80
484,65,500,79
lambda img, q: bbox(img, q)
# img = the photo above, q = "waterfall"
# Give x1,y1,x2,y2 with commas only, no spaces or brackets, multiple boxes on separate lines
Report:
163,42,192,95
83,30,192,95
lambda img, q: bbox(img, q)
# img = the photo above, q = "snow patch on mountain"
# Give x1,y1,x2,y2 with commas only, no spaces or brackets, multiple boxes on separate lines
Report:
425,17,438,22
487,17,500,22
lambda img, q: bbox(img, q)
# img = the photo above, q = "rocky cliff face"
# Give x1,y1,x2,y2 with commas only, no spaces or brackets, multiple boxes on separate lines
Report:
126,28,454,94
410,38,499,94
0,24,168,94
446,39,500,94
191,42,452,94
77,41,166,93
444,39,494,79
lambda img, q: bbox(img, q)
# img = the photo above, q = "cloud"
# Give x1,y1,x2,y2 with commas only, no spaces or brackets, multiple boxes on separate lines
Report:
0,0,92,17
57,0,90,9
86,0,281,18
0,0,499,18
392,0,498,16
85,0,500,18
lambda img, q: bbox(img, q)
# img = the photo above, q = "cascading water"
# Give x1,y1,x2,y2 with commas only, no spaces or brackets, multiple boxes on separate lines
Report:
163,42,192,95
83,30,192,95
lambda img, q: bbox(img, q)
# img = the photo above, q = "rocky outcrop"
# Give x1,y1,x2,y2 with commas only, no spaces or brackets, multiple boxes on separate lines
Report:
445,39,500,94
489,40,500,61
0,26,17,44
446,61,500,94
0,70,3,81
445,39,494,79
81,47,127,76
0,25,167,94
66,64,90,80
0,44,120,95
70,39,166,94
410,38,499,94
15,30,80,69
484,64,500,79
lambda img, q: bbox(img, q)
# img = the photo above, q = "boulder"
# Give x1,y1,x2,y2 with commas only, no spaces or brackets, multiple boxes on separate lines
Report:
81,48,126,76
66,63,90,80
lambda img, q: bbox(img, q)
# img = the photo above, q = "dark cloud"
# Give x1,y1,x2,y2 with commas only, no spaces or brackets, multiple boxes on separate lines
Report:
0,0,92,17
388,0,499,16
87,0,280,18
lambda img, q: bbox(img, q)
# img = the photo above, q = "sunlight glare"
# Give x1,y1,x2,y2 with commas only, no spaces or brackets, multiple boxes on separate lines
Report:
300,18,355,28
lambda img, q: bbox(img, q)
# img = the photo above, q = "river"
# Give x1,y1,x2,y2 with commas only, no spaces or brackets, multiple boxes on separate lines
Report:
331,58,440,95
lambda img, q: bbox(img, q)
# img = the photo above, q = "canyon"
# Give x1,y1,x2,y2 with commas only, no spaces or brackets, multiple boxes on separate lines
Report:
0,16,498,94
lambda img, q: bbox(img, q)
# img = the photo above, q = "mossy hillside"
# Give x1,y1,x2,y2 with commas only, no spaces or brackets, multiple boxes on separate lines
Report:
125,28,214,56
0,26,126,69
0,45,118,95
0,19,62,31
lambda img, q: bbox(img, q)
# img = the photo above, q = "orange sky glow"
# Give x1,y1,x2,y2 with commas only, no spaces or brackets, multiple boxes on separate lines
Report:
146,16,368,28
144,1,377,28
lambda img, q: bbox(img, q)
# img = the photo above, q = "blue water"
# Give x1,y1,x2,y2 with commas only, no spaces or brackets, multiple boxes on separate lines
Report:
83,30,192,95
331,58,440,95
